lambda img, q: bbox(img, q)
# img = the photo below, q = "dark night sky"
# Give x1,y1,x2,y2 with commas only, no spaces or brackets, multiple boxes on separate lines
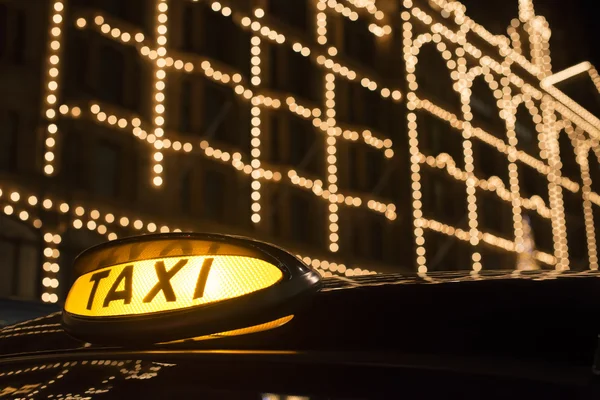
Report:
458,0,599,72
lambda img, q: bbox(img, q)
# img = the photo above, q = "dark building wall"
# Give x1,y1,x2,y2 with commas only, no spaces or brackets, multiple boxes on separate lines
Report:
0,0,599,304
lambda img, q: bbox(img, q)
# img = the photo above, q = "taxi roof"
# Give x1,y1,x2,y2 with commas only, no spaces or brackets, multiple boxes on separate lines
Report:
2,269,600,375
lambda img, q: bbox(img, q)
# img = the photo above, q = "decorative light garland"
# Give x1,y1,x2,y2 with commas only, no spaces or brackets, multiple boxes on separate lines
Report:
404,0,600,273
250,10,263,224
26,0,600,302
42,0,67,177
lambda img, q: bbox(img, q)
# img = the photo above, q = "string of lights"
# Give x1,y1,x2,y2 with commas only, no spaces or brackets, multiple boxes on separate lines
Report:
404,0,600,273
569,124,599,270
24,0,600,303
419,218,556,265
325,0,391,37
0,179,385,304
41,231,61,303
149,0,169,187
507,19,523,56
344,0,386,21
42,0,67,177
65,100,398,221
250,10,263,224
420,153,552,219
72,6,400,217
325,73,339,253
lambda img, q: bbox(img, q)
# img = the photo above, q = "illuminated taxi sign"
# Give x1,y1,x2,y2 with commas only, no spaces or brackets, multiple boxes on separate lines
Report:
62,233,321,345
65,255,283,317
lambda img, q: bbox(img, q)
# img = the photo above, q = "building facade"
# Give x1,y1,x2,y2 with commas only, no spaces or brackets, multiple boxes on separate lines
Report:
0,0,599,304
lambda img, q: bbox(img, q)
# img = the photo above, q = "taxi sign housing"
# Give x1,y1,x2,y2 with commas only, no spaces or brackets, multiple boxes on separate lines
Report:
61,233,321,345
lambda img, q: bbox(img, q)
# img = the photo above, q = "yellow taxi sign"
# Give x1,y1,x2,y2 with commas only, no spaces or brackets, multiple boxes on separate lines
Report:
61,233,321,345
64,255,283,317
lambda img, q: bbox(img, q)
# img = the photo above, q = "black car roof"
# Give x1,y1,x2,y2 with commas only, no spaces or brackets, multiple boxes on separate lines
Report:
2,270,600,370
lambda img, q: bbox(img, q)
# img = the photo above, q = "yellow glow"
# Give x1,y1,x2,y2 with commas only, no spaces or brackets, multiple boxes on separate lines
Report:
161,315,294,344
65,255,283,317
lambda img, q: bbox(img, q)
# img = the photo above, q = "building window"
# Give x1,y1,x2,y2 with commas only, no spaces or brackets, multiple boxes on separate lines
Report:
289,116,320,175
180,79,193,134
181,169,192,214
0,5,25,64
364,88,384,130
589,150,600,194
0,4,6,58
287,47,318,103
348,215,366,258
519,162,549,206
62,131,86,191
289,118,310,166
271,192,282,237
426,230,473,271
181,3,196,52
268,45,318,103
346,82,363,126
124,46,143,114
289,192,310,244
91,142,119,198
343,17,375,69
269,114,281,164
421,168,467,227
90,0,145,28
563,190,587,268
203,81,235,144
479,191,513,239
268,0,307,32
365,147,383,192
370,218,384,261
0,216,40,300
12,8,25,64
515,105,538,156
470,78,505,140
559,131,580,183
65,31,89,98
347,145,361,192
0,110,18,172
526,212,553,256
419,111,464,169
203,7,250,75
203,169,226,221
475,143,509,187
122,144,140,203
268,45,280,91
97,44,125,106
415,44,461,114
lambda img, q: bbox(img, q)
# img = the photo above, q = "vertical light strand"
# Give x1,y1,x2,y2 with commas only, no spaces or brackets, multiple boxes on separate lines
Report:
41,232,61,303
325,73,339,252
518,0,535,23
319,0,337,252
505,94,525,256
542,97,569,270
458,55,480,271
316,0,327,45
526,16,552,79
507,19,522,55
571,126,598,270
151,0,169,187
519,0,552,79
250,8,263,224
42,0,67,176
462,123,480,270
402,2,427,273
